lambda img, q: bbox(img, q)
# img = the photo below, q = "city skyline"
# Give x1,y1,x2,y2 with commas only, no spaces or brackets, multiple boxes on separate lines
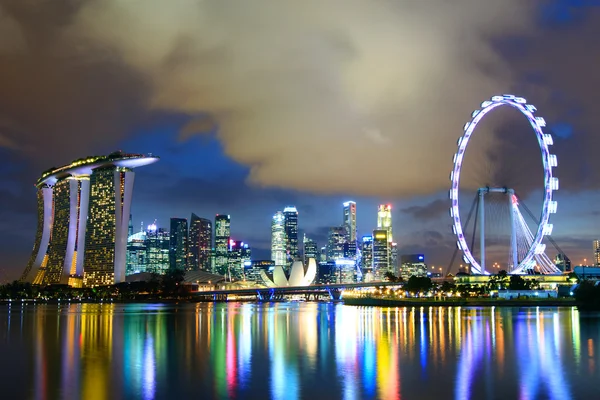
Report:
1,0,600,281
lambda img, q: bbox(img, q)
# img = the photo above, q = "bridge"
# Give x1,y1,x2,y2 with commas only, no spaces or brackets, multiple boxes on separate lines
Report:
193,281,401,302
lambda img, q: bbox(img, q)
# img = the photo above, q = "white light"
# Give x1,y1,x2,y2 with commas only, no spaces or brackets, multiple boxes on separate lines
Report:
548,201,558,214
535,117,546,127
450,171,454,181
549,154,557,167
471,110,481,118
462,255,470,264
550,177,559,190
542,224,553,235
457,137,463,146
481,101,493,108
448,190,453,199
463,122,471,131
543,134,554,146
526,104,537,113
453,153,458,163
456,241,462,249
503,94,515,100
535,243,546,254
492,96,504,102
514,97,527,104
449,208,454,217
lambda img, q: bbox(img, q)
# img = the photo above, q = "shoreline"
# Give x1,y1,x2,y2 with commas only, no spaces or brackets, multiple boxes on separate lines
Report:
342,297,578,308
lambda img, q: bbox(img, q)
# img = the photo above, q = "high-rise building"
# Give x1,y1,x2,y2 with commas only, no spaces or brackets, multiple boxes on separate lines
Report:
303,234,318,265
343,201,357,243
128,214,134,237
361,236,373,275
214,214,231,275
126,230,147,275
372,229,389,279
400,254,427,280
146,224,170,275
554,253,572,273
283,206,299,265
594,240,600,266
390,242,398,275
169,218,188,271
228,240,251,280
22,152,158,287
271,211,286,267
326,227,346,261
188,214,212,271
377,204,393,243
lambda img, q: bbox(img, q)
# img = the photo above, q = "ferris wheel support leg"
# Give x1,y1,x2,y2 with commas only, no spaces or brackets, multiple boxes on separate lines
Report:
479,188,486,274
509,189,518,271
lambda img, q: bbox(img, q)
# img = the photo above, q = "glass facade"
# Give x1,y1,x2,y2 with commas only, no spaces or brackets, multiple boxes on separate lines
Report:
214,215,231,275
342,201,357,243
126,231,147,275
43,178,72,284
283,206,298,266
146,227,170,275
303,235,318,265
372,229,389,280
228,240,251,280
400,254,427,280
326,227,346,261
169,218,188,271
361,236,373,275
271,211,286,268
188,214,212,271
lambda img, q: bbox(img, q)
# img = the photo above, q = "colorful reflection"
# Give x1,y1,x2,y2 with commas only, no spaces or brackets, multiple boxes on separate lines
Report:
1,304,600,399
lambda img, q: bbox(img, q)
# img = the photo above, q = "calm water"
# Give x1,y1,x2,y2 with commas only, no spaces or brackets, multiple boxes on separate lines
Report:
0,303,598,400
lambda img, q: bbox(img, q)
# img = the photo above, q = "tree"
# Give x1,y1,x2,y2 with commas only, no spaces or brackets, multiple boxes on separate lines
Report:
162,268,186,295
404,276,433,294
440,281,456,293
508,275,530,290
384,272,402,283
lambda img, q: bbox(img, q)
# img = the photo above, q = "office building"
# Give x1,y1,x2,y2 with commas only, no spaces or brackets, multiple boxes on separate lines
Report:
283,206,299,265
303,234,318,265
271,211,286,267
228,240,251,280
361,236,373,275
317,261,337,285
594,240,600,266
214,214,231,275
327,227,346,261
145,224,170,275
245,260,275,283
21,151,158,286
554,253,572,273
342,201,357,243
390,242,398,275
188,214,212,271
169,218,188,271
372,229,389,280
126,230,147,276
400,254,427,281
377,204,393,243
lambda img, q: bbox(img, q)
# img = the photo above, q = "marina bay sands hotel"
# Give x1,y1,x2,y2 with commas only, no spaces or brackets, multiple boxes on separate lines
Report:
20,151,159,287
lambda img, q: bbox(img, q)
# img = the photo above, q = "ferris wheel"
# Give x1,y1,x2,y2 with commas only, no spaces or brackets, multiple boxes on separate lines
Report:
449,94,560,275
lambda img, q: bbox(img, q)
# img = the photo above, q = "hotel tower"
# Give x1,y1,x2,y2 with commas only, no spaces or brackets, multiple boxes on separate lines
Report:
20,151,159,287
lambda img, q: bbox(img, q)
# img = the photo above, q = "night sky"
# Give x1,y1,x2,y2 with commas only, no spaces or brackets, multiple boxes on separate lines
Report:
0,0,599,282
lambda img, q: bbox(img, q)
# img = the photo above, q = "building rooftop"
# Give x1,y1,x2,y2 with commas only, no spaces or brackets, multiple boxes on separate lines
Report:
37,151,159,186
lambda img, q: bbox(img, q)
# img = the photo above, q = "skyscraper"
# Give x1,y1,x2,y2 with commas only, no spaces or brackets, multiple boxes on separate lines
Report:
400,254,427,280
128,214,134,237
361,235,373,276
214,214,231,275
271,211,286,267
283,206,299,265
303,234,318,265
188,214,212,271
372,229,389,279
169,218,188,270
343,201,357,243
594,240,600,266
126,230,147,276
22,152,158,287
377,204,393,243
146,224,170,275
326,227,346,261
228,240,251,280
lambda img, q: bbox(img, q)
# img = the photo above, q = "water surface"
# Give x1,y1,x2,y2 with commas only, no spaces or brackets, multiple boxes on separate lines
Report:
0,303,598,399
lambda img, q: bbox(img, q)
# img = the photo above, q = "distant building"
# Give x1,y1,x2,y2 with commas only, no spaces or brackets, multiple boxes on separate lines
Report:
126,231,147,276
228,240,251,280
169,218,188,271
377,204,393,243
335,258,357,283
188,214,212,271
283,206,299,266
372,230,389,279
390,242,398,275
214,214,231,275
303,235,318,266
554,253,572,273
361,236,373,276
271,211,286,268
146,225,170,275
400,254,427,280
343,201,357,243
594,240,600,266
327,227,346,261
317,261,337,285
245,260,275,283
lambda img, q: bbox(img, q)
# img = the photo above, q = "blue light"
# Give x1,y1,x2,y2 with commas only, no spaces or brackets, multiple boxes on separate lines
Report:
419,256,424,260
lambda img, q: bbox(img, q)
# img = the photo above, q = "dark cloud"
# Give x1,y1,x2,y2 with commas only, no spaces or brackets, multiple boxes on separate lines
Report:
401,199,449,221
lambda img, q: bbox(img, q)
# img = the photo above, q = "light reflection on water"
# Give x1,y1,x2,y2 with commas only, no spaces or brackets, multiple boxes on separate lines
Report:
0,303,599,399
